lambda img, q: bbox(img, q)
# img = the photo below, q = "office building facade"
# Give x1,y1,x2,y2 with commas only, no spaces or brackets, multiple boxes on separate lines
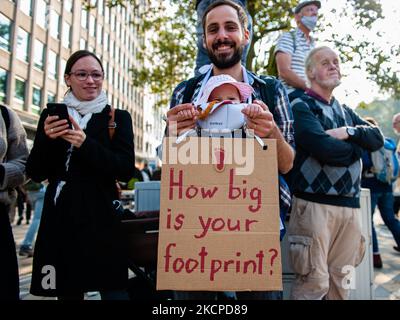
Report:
0,0,148,160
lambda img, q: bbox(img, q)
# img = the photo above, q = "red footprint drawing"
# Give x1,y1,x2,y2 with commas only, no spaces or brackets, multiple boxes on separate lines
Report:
214,147,225,172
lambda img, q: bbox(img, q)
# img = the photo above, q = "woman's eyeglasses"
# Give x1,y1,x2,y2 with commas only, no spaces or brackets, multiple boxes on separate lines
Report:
69,71,104,81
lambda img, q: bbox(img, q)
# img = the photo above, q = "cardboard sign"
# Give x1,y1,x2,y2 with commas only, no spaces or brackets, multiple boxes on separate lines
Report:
157,137,282,291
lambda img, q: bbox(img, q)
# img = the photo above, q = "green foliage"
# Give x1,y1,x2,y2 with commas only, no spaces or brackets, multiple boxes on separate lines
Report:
322,0,399,99
355,98,400,141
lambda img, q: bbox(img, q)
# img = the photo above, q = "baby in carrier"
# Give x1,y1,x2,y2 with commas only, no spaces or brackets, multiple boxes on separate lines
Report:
178,74,263,130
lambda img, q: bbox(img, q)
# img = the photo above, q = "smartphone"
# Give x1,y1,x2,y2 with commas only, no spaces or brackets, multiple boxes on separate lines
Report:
46,103,72,128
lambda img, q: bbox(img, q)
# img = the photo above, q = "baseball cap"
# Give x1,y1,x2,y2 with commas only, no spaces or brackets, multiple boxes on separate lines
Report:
294,0,321,14
196,74,254,106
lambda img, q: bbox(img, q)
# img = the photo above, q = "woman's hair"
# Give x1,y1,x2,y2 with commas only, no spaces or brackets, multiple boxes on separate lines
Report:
64,50,104,76
364,116,379,126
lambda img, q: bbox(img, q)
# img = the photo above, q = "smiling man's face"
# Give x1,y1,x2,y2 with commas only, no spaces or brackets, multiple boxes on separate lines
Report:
203,4,249,69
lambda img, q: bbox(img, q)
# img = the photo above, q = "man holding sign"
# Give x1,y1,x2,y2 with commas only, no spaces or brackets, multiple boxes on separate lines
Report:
163,0,294,300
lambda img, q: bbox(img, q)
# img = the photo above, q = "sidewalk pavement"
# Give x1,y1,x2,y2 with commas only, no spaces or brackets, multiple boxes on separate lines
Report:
373,213,400,300
12,214,400,300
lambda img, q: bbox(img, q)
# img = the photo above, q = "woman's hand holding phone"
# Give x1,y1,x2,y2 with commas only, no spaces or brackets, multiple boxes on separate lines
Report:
61,116,86,148
44,115,71,139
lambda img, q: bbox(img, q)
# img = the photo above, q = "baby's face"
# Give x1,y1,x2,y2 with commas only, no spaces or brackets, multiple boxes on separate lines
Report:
208,84,241,103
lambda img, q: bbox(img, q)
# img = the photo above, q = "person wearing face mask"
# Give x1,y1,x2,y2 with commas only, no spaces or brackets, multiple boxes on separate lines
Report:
274,0,321,102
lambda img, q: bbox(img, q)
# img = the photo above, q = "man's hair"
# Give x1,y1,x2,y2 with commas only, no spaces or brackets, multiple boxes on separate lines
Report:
305,46,337,82
202,0,248,36
393,113,400,125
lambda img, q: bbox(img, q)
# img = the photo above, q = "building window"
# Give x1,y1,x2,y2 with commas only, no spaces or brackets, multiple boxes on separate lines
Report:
89,15,95,37
103,60,107,79
104,5,110,24
48,50,57,79
47,92,55,103
16,28,30,62
32,86,42,115
33,39,45,70
36,0,48,30
116,21,120,38
0,68,7,103
109,40,114,58
0,14,11,51
14,78,26,104
65,0,73,12
104,33,109,51
110,14,115,32
108,64,112,85
81,9,87,29
97,25,102,44
79,38,86,50
98,0,103,15
62,22,71,48
50,10,60,39
20,0,32,17
60,59,67,83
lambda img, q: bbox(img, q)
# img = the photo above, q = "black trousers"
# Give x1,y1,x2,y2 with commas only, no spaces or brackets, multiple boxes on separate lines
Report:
0,204,19,300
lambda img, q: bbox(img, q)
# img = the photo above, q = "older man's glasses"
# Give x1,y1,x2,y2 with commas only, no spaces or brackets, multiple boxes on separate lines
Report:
69,71,104,81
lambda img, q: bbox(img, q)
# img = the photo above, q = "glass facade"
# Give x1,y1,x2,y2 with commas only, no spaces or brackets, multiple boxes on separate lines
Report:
0,13,12,51
20,0,32,17
33,39,45,70
16,27,30,62
50,10,60,39
14,78,26,103
36,0,47,30
32,86,42,114
0,68,7,103
48,50,57,79
62,22,71,48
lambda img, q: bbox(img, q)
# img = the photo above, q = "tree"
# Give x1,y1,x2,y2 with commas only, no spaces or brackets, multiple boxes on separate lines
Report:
356,98,400,141
106,0,400,107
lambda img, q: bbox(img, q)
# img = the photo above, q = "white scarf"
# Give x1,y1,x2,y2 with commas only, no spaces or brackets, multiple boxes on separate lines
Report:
54,91,109,204
63,91,108,130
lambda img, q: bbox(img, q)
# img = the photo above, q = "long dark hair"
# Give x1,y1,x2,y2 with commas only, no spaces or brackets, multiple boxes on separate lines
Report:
64,50,104,76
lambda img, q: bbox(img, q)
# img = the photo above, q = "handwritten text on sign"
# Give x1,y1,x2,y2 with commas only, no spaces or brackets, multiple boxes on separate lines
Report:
157,137,282,291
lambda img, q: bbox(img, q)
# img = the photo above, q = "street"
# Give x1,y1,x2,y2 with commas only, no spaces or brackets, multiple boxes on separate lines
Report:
12,213,400,300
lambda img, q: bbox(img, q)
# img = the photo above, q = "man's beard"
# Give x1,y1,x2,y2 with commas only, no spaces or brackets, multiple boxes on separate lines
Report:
318,77,341,90
207,39,244,69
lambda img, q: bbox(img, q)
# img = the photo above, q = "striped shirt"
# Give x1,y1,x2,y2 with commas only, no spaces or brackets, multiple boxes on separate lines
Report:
275,28,316,93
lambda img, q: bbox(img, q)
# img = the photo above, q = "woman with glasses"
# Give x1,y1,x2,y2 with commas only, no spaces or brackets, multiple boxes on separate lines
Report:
26,50,135,300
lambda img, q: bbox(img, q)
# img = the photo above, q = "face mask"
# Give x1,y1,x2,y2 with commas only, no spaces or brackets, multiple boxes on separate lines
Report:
301,16,318,31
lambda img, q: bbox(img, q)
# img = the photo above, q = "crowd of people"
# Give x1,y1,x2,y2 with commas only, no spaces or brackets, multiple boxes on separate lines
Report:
1,0,399,301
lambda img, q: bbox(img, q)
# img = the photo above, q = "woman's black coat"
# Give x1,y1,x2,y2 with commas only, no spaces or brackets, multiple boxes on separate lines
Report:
26,106,135,296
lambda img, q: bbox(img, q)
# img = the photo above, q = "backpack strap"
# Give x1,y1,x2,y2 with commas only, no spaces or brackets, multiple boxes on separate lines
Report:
258,76,277,114
182,74,206,104
107,105,122,199
1,104,10,132
108,105,116,140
